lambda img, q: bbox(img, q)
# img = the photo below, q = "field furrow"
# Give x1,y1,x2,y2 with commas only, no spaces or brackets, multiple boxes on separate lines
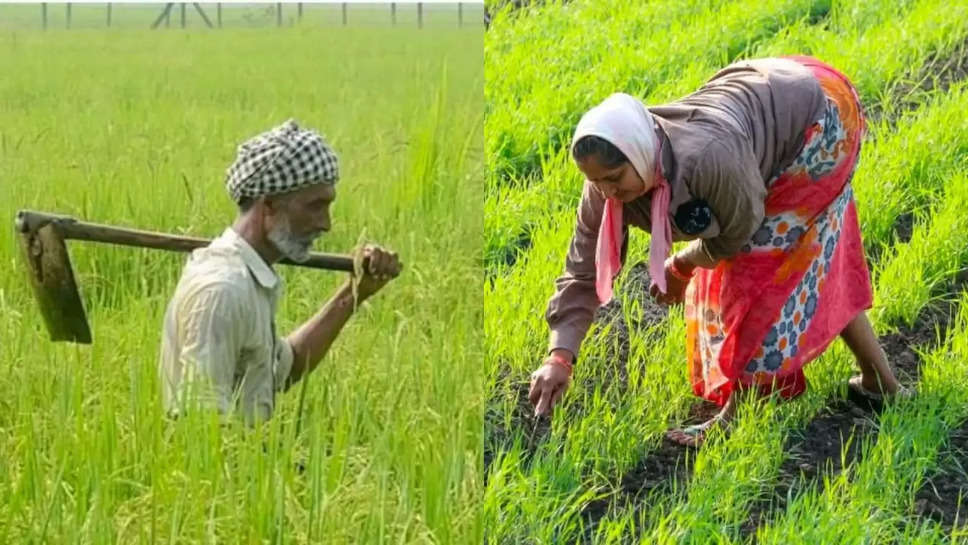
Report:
485,0,968,541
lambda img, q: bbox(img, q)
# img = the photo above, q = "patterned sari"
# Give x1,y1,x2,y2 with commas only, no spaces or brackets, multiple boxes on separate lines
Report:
684,56,872,406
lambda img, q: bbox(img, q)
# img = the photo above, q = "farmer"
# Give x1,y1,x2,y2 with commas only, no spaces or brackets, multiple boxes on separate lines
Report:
528,57,910,446
160,120,402,425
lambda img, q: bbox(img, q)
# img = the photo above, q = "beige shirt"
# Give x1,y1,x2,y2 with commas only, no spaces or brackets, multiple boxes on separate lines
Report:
160,227,295,424
547,58,828,357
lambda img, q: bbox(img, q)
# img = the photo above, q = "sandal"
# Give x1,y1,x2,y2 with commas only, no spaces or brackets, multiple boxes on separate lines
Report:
847,375,914,409
665,416,728,448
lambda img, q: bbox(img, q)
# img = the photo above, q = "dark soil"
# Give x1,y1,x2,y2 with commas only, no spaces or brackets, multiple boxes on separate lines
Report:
584,262,670,396
483,376,553,482
908,271,968,533
892,212,915,245
610,261,671,330
741,400,878,538
579,442,696,539
740,270,968,539
866,35,968,126
578,399,718,540
614,400,720,495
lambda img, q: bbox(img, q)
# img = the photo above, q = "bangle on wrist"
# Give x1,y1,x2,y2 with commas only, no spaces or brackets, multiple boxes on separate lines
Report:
547,353,573,375
667,255,694,282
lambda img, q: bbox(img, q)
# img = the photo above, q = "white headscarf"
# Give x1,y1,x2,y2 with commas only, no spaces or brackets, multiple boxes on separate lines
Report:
570,93,672,300
571,93,659,187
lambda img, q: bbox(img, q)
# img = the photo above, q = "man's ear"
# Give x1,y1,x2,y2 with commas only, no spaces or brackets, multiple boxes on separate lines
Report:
261,196,284,219
250,196,274,229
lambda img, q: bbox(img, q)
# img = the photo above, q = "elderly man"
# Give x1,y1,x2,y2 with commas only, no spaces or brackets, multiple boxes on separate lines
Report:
160,119,401,424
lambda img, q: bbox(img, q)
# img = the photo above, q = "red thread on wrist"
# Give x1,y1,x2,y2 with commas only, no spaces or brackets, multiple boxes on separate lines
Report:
547,353,573,375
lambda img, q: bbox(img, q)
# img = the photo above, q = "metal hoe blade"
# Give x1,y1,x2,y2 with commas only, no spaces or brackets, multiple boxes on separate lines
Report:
15,215,92,344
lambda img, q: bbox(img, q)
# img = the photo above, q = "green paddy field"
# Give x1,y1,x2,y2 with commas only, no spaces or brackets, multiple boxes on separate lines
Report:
485,0,968,543
0,12,483,544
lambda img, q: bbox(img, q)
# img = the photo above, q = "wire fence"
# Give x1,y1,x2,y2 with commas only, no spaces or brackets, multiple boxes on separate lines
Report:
0,2,485,30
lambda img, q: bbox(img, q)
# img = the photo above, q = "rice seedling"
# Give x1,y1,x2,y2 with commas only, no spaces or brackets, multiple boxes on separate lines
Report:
485,0,968,542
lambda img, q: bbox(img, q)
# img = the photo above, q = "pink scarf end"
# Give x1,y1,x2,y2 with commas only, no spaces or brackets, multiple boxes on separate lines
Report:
595,179,672,304
595,197,623,304
649,180,672,295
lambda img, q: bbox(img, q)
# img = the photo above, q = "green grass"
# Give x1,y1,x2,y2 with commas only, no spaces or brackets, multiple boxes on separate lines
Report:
484,0,968,277
0,24,483,544
485,0,968,542
485,0,833,181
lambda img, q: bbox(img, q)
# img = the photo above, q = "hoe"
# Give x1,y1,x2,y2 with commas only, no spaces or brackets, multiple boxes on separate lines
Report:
14,209,355,344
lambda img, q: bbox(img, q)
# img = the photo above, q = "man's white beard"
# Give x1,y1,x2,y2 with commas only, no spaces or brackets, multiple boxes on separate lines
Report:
267,214,317,263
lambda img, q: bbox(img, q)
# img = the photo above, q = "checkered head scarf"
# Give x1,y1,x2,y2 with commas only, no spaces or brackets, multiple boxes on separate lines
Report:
225,119,339,204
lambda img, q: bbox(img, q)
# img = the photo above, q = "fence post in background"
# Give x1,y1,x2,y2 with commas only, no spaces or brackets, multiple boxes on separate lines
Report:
66,3,71,29
217,3,221,27
417,2,423,29
42,3,48,30
297,3,302,22
192,3,213,28
151,3,172,29
458,2,462,27
391,2,396,25
107,3,112,27
276,3,281,27
180,3,186,28
342,3,347,26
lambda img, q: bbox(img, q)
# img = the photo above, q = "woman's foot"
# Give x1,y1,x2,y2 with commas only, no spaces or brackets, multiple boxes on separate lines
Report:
667,393,738,448
855,372,900,396
665,415,728,447
841,312,909,403
848,374,913,406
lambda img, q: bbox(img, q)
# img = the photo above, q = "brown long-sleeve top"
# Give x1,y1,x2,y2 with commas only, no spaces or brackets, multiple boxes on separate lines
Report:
546,58,829,358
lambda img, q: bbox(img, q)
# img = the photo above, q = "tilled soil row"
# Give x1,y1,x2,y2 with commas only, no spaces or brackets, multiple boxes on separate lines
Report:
741,271,968,540
865,34,968,128
575,266,967,540
868,34,968,263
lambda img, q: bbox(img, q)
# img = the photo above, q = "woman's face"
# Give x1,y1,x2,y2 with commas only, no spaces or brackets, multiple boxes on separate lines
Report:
575,154,653,203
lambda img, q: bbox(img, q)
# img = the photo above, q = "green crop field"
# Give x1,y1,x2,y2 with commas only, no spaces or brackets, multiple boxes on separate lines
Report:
0,3,483,31
0,16,483,545
485,0,968,543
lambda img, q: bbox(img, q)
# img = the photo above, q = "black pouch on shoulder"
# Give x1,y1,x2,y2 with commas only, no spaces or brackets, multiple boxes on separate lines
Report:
674,199,712,236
